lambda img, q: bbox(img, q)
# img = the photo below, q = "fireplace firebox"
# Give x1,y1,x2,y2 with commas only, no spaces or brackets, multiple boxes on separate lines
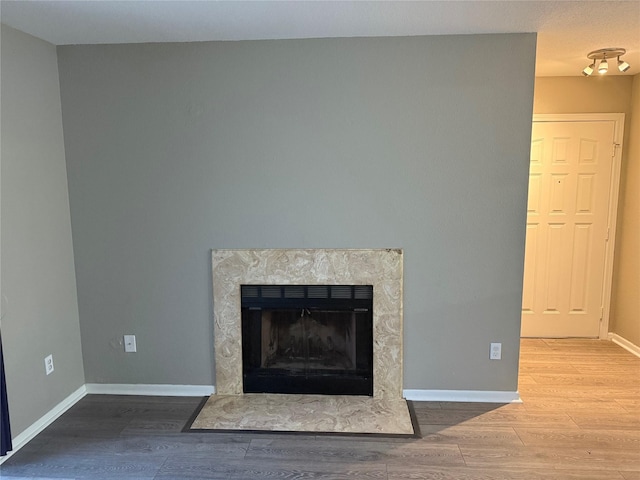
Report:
241,285,373,395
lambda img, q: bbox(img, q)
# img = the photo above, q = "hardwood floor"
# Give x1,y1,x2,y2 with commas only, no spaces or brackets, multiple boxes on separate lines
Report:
1,339,638,479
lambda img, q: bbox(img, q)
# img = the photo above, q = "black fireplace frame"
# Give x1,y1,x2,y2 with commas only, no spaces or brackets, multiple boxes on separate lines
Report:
241,285,374,396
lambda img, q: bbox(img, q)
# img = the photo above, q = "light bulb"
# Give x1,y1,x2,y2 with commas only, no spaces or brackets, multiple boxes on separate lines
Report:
598,59,608,74
582,63,594,76
618,57,630,72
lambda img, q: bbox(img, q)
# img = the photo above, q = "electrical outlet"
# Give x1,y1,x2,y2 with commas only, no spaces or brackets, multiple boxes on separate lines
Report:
490,343,502,360
124,335,137,353
44,354,54,375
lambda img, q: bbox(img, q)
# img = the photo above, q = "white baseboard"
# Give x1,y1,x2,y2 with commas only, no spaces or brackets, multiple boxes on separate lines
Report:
85,383,215,397
403,389,522,403
608,333,640,358
0,385,87,465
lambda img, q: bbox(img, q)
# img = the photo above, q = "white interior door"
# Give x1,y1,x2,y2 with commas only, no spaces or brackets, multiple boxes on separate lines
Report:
521,119,617,338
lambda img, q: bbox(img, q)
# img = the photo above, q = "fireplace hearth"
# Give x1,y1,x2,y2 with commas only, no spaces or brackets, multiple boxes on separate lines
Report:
241,285,374,395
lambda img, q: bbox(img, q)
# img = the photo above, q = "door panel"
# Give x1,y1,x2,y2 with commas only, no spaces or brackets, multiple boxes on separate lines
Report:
521,121,614,337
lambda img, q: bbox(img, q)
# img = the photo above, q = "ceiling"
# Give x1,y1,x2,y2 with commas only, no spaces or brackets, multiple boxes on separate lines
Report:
1,1,639,76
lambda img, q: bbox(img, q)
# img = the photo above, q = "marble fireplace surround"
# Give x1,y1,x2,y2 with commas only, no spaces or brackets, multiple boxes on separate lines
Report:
212,249,404,399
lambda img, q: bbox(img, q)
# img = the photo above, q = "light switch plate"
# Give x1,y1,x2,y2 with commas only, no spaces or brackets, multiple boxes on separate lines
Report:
124,335,137,353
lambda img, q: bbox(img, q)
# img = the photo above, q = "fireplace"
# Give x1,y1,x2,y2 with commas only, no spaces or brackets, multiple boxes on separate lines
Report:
212,249,403,399
241,285,374,395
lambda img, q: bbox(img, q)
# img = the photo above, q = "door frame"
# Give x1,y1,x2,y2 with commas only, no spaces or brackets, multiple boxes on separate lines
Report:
529,113,625,339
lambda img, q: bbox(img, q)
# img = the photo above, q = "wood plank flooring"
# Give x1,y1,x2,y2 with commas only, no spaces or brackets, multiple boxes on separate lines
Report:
1,339,638,479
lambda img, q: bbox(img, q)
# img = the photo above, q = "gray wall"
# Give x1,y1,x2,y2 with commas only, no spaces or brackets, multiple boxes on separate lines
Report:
58,34,536,392
1,24,85,438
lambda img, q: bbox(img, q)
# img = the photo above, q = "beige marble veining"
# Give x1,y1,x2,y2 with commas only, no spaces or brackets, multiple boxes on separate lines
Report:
212,249,404,399
190,394,414,435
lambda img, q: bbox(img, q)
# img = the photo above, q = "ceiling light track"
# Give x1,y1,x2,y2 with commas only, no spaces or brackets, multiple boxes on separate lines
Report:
582,48,630,76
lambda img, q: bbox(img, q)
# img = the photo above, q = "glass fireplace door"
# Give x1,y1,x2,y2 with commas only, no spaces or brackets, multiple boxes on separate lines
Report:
241,285,373,395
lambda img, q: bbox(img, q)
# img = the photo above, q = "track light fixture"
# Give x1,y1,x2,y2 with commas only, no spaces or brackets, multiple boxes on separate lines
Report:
582,48,630,76
582,62,595,76
618,57,631,72
598,58,608,74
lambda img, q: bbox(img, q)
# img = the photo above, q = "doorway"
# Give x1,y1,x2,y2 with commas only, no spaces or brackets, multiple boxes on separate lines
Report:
521,114,624,338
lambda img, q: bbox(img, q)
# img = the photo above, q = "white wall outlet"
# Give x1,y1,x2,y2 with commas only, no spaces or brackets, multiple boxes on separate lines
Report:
490,342,502,360
124,335,137,353
44,354,54,375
